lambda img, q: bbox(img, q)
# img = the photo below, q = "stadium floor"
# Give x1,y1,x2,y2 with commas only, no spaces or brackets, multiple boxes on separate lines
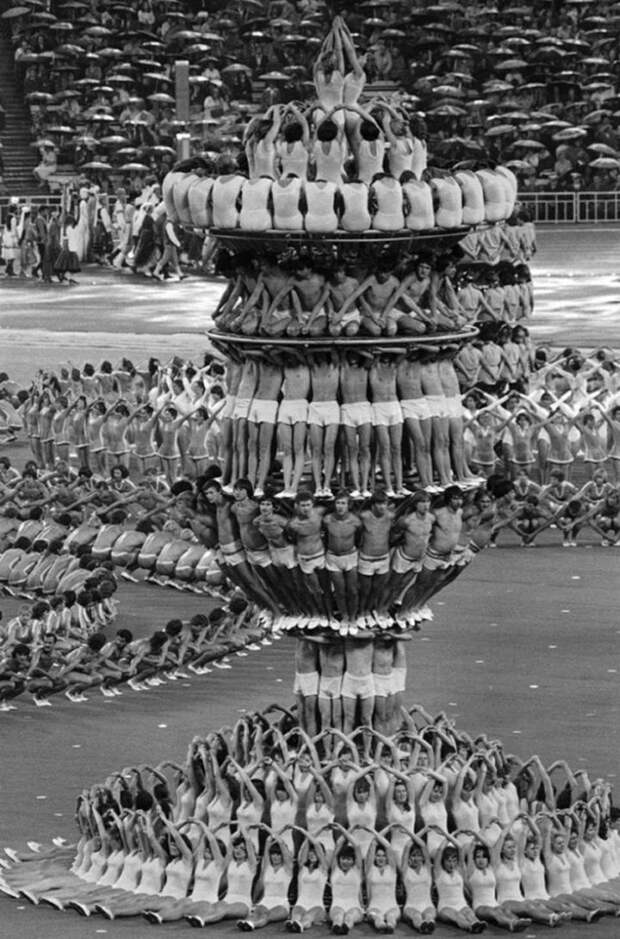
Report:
0,225,619,938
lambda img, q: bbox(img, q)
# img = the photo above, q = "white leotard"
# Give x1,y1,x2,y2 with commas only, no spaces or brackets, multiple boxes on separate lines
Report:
270,799,296,853
432,176,463,228
454,170,485,225
97,849,125,887
520,855,549,900
469,865,498,909
347,800,376,853
435,868,467,910
371,178,404,231
163,858,192,899
305,180,339,232
272,178,304,230
476,169,506,223
187,177,213,228
261,862,290,910
313,139,345,184
277,140,308,179
253,138,277,179
387,136,414,179
225,859,254,906
296,865,326,909
567,848,591,891
495,858,524,903
546,851,572,897
305,802,334,852
386,802,416,858
356,138,385,185
237,800,262,852
403,179,434,230
331,866,361,909
419,801,448,857
366,864,397,913
239,177,273,232
136,856,164,895
171,174,195,225
189,859,221,903
340,182,371,231
110,850,142,892
403,864,434,912
211,175,244,229
207,795,232,842
81,849,107,884
496,165,518,217
411,137,427,180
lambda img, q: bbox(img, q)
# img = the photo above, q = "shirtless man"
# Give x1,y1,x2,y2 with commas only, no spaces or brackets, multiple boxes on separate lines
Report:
385,491,433,610
342,268,400,336
339,351,373,498
318,636,345,744
287,490,332,619
232,478,289,609
253,495,308,612
219,355,242,488
385,258,434,337
256,258,294,337
407,485,463,612
308,351,340,498
246,353,282,498
275,349,310,497
231,357,258,483
357,489,394,615
437,348,476,483
372,635,398,736
369,352,405,496
204,479,278,614
294,637,320,736
323,490,362,622
397,353,434,490
420,352,452,487
341,635,374,735
319,264,362,336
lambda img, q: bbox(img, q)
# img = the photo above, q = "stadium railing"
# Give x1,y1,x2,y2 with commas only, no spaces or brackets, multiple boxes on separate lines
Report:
518,190,620,224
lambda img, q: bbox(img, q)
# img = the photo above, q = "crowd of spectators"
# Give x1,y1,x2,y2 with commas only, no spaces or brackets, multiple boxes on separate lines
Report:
1,0,620,195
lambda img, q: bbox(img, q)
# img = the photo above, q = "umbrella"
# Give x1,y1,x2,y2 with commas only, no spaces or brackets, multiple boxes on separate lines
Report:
495,57,527,70
120,162,150,171
483,80,513,94
47,125,74,134
48,20,74,29
26,91,54,103
81,161,112,170
484,123,517,136
55,43,84,55
259,71,290,81
589,156,620,169
89,113,115,122
84,25,113,36
185,43,212,54
142,72,172,82
33,138,56,148
167,29,203,41
504,159,532,170
148,145,176,155
552,127,588,141
587,143,617,156
98,47,123,57
74,135,98,145
148,92,175,104
222,63,252,73
583,109,612,124
1,6,31,18
428,104,467,116
108,74,134,84
100,134,129,146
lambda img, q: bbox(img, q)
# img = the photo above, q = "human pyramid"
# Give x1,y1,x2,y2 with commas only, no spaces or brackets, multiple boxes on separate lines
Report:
2,704,620,934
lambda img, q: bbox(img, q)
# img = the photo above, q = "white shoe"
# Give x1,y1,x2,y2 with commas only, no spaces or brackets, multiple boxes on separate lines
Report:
33,695,50,707
127,678,144,691
111,687,123,696
350,489,362,499
26,842,42,853
101,687,115,697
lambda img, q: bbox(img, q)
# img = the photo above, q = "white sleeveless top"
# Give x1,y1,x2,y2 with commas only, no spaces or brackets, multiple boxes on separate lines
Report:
432,176,463,228
371,178,404,231
520,855,549,900
567,848,591,891
495,859,523,903
111,850,142,891
469,865,497,909
387,802,416,858
411,137,427,181
187,177,213,228
163,858,191,899
297,865,326,909
82,849,107,883
171,174,196,226
313,140,344,184
331,866,361,908
305,801,334,849
262,863,290,904
347,800,376,853
367,864,397,912
305,181,339,232
403,179,434,230
277,140,308,179
226,859,254,905
239,177,272,232
546,851,571,897
476,169,506,223
435,868,466,910
270,798,296,852
387,137,413,179
163,171,185,221
253,138,276,179
496,165,518,217
419,801,448,857
340,182,371,231
356,138,385,185
404,864,433,911
136,856,164,895
272,178,304,230
211,175,244,229
190,859,221,903
97,849,125,886
237,800,262,851
455,171,485,225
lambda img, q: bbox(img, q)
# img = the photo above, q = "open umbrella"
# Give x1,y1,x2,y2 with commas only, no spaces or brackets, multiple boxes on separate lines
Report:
552,126,588,141
587,142,617,156
1,6,31,18
148,92,175,104
583,109,612,124
222,63,253,74
120,162,150,171
259,71,291,81
589,156,620,169
484,123,516,136
26,91,54,103
100,134,129,146
81,161,112,170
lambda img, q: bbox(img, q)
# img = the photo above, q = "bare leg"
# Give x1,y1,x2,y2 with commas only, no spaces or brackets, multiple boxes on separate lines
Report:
405,417,433,488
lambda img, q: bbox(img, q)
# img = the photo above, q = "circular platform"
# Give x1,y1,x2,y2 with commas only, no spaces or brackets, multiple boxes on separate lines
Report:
207,327,478,352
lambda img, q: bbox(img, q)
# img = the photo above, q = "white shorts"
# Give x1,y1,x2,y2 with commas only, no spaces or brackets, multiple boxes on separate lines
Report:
423,547,454,571
233,397,252,420
371,400,403,427
391,545,423,575
358,553,390,576
221,394,236,420
294,669,320,696
340,401,373,428
245,547,271,567
425,394,448,419
392,665,406,693
444,395,464,419
248,398,279,425
308,400,340,427
269,544,296,568
373,671,394,697
331,306,361,329
318,674,342,699
298,551,325,574
341,671,374,700
325,550,358,573
219,540,246,567
278,398,309,426
400,398,431,421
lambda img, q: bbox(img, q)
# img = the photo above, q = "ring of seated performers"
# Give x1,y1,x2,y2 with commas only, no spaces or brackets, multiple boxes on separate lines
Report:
0,590,274,712
3,704,620,932
212,248,533,340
